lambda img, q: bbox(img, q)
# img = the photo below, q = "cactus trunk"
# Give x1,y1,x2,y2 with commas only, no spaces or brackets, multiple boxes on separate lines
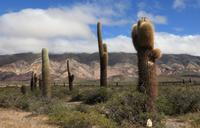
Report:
67,60,74,91
33,73,38,90
30,72,34,91
42,48,51,98
97,22,108,87
131,18,161,113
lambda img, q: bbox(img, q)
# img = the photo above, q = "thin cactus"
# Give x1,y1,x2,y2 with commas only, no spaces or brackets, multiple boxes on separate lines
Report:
33,73,38,90
97,22,108,87
42,48,51,98
67,60,74,91
131,17,162,113
30,72,34,91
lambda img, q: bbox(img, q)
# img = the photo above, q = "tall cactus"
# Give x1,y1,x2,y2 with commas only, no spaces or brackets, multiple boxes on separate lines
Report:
97,22,108,87
33,73,38,90
30,72,38,91
42,48,51,98
30,72,34,91
131,18,162,112
67,60,74,91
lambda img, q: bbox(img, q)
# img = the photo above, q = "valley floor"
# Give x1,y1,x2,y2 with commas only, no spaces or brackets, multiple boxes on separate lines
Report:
0,108,58,128
0,107,195,128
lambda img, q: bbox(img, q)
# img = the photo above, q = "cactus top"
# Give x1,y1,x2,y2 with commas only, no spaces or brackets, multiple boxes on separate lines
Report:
132,18,154,51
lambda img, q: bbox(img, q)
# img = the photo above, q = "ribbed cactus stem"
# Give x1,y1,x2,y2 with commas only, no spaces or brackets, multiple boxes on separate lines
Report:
131,18,162,113
97,22,104,58
67,60,74,91
42,48,51,98
97,22,108,87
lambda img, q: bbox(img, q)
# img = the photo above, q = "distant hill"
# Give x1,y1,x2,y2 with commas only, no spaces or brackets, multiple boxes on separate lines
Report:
0,52,200,81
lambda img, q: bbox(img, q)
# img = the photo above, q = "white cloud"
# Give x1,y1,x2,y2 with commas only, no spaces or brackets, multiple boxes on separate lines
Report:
0,3,131,55
104,33,200,56
173,0,186,9
137,11,167,24
104,35,135,53
0,8,94,39
155,33,200,56
0,4,199,56
0,37,97,54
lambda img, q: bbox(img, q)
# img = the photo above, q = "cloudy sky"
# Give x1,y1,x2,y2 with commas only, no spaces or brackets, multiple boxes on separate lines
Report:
0,0,200,55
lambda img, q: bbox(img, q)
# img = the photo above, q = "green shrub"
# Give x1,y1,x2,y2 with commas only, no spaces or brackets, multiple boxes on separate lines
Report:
70,88,83,101
104,91,146,125
156,95,174,115
49,108,117,128
100,90,164,127
15,96,29,110
83,88,112,105
157,87,200,115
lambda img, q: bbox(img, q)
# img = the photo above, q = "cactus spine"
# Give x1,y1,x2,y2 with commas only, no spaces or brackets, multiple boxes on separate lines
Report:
131,18,162,112
42,48,51,98
97,22,108,87
67,60,74,91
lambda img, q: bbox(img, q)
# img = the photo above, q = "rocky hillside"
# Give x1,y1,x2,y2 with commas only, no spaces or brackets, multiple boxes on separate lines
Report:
0,52,200,81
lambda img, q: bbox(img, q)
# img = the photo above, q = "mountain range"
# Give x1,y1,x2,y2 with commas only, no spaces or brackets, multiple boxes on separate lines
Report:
0,52,200,82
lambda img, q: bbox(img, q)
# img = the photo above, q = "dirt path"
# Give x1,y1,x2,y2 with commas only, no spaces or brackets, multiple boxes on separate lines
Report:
0,108,58,128
165,118,191,128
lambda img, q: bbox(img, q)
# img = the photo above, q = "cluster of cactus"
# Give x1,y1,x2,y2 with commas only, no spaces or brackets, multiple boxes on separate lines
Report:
97,22,108,87
131,18,162,112
42,48,51,98
67,60,74,91
30,72,38,91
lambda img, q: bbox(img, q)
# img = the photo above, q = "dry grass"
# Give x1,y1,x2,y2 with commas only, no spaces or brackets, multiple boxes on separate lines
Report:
0,108,58,128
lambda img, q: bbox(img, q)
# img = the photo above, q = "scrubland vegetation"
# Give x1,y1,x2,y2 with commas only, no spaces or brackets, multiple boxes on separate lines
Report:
0,84,200,128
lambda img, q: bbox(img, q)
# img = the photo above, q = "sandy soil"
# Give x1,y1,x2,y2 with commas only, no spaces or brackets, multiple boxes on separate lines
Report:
165,118,191,128
0,108,58,128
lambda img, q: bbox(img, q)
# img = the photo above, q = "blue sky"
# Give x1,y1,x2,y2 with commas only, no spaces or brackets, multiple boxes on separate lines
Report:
0,0,200,55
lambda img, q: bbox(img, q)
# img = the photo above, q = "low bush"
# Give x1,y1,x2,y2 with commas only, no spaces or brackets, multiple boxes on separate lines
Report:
83,88,112,105
49,107,117,128
157,87,200,115
101,90,163,127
